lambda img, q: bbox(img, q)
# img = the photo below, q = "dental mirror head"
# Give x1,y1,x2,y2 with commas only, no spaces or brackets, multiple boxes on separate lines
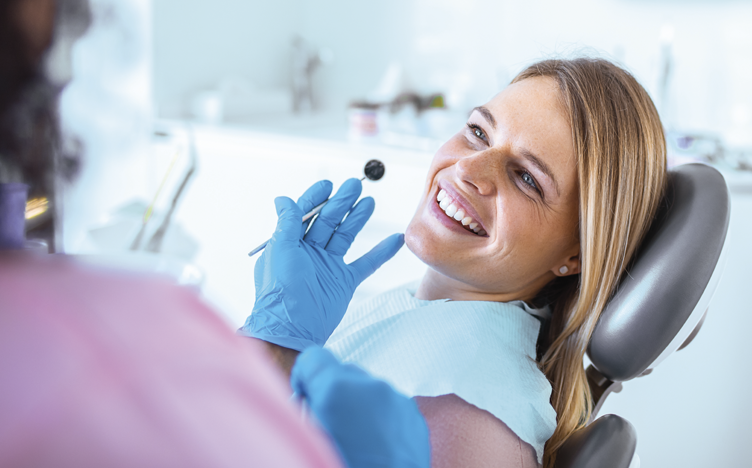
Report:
363,159,385,181
248,160,387,257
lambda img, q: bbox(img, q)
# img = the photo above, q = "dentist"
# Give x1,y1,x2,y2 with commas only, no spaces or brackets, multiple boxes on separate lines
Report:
0,0,429,467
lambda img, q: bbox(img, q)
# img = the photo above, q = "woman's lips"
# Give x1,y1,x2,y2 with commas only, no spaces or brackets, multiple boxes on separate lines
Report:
429,187,488,237
434,184,487,236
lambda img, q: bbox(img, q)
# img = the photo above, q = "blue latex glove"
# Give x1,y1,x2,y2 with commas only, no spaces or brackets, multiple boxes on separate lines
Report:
291,347,431,468
241,178,404,351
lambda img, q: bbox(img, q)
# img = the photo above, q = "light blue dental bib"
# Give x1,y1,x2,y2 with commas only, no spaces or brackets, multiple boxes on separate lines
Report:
325,283,557,464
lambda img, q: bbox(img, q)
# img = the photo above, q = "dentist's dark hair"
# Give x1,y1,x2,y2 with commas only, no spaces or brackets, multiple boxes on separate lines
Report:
0,0,89,196
515,58,667,468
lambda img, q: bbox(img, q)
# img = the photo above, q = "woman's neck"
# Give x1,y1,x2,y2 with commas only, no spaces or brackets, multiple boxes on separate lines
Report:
414,268,540,303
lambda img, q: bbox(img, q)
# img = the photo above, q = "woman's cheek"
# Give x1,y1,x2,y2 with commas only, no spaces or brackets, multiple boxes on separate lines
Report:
433,136,469,166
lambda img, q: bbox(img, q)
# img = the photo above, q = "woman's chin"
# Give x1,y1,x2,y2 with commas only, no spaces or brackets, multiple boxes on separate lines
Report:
405,219,448,272
404,219,428,260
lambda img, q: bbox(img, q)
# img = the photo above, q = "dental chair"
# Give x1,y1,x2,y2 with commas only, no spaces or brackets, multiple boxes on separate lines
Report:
553,163,730,468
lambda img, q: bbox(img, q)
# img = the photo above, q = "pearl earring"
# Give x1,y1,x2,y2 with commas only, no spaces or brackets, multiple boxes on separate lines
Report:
559,266,569,275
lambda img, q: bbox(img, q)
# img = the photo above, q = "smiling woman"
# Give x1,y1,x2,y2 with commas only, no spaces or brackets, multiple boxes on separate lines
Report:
326,58,667,468
407,76,580,305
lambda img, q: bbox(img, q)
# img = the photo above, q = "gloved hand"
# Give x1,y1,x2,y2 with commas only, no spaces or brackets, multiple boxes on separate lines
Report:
291,347,431,468
241,178,404,351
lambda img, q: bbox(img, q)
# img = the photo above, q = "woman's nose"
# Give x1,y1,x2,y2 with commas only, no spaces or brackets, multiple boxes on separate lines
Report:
455,149,500,196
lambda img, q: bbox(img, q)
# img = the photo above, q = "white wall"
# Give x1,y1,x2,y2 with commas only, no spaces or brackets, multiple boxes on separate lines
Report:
152,0,303,117
154,0,752,145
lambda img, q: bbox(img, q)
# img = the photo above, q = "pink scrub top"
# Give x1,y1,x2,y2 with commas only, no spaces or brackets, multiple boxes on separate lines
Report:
0,253,343,468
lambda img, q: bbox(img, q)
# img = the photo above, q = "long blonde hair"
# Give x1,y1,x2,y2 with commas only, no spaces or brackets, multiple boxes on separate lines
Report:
512,59,667,468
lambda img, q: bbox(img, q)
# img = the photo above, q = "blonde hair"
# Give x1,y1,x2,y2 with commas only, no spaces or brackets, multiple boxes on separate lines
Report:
512,58,667,468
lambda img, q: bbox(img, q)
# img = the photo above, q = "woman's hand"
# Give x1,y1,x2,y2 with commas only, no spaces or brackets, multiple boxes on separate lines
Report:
240,178,404,352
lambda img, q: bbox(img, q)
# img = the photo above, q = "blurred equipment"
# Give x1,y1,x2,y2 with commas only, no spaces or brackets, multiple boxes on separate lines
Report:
291,36,333,113
554,164,730,468
130,146,182,251
144,131,197,254
0,183,29,250
0,183,50,253
82,127,200,284
348,101,380,140
666,130,752,173
25,197,49,222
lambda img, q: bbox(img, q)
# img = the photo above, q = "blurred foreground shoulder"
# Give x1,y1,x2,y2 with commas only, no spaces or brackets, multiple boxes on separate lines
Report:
0,254,343,468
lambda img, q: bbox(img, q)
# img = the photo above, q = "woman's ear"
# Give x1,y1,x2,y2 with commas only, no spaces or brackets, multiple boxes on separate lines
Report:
552,250,581,277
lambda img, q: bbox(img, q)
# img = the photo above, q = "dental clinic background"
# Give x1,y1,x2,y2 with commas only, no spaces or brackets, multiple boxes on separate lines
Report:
58,0,752,467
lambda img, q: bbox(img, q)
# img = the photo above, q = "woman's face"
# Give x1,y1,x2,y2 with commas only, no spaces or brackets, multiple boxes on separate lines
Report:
405,76,581,301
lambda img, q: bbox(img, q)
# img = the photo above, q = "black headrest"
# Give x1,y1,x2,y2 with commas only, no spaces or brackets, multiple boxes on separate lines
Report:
588,164,730,382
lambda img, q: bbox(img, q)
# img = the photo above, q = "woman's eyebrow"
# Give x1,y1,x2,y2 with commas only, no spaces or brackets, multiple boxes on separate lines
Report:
472,106,497,129
519,148,560,196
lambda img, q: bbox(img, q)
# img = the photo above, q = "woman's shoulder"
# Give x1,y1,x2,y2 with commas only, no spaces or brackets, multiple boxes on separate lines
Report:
326,286,557,464
416,394,540,468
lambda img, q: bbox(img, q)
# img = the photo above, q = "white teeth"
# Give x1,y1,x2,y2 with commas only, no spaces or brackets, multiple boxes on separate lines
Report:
436,193,485,236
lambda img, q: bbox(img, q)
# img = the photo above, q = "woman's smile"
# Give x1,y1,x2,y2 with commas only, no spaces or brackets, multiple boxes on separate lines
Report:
431,182,489,237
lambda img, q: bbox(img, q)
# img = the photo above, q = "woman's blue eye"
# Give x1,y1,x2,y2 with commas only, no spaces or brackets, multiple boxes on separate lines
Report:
521,172,539,191
466,123,487,141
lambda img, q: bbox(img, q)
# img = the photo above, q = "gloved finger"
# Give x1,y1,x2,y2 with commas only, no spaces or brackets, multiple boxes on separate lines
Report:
290,347,344,399
272,196,305,244
304,178,362,248
296,180,333,214
325,197,375,257
348,233,404,285
296,180,333,238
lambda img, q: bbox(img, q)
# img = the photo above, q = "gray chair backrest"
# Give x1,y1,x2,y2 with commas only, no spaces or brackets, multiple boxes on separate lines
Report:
555,164,730,468
588,163,730,382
